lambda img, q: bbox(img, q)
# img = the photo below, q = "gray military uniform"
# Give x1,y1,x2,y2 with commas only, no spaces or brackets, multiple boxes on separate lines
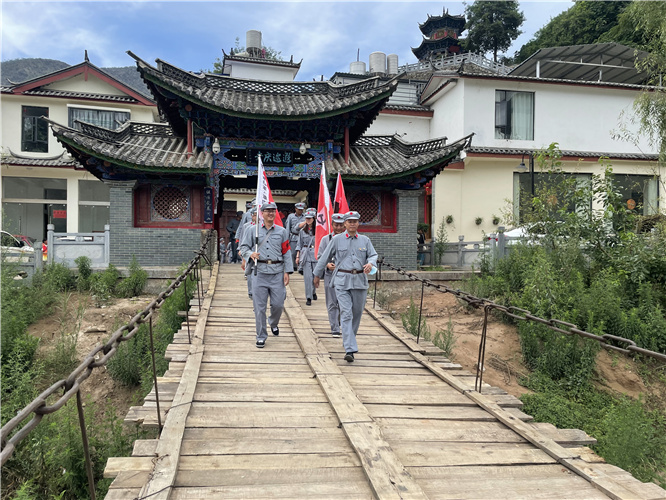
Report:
314,231,377,354
285,212,306,270
238,220,255,296
317,234,340,335
296,229,317,300
240,222,294,342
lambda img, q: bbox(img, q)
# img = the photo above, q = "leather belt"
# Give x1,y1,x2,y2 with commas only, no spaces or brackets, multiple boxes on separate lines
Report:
257,259,282,264
338,269,363,274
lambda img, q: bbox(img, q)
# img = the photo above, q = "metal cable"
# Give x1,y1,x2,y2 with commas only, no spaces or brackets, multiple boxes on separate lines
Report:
380,260,666,364
0,231,213,465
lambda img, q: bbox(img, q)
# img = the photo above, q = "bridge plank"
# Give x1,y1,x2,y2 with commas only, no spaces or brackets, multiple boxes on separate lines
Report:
135,262,219,500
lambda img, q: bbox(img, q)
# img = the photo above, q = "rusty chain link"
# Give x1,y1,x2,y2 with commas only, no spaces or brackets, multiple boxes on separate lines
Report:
0,231,213,466
380,260,666,364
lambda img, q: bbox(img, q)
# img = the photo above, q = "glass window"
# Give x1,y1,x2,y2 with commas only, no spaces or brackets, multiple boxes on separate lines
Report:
79,180,110,202
69,107,129,130
78,206,109,232
513,172,591,223
22,106,49,152
2,177,66,200
610,174,659,216
495,90,534,140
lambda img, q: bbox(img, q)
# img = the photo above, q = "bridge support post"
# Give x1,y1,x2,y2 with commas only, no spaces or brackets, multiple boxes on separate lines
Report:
76,390,96,500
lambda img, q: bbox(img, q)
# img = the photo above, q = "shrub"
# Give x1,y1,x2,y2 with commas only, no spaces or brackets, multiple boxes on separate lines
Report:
116,256,148,298
433,317,457,360
434,218,449,265
43,263,75,292
75,256,92,292
401,296,430,340
89,264,120,305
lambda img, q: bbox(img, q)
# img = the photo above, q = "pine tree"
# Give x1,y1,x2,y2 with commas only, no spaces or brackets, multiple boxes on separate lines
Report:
463,1,525,62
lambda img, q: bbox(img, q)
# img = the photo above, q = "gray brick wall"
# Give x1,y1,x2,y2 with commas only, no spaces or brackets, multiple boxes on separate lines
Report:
365,189,419,270
109,181,205,267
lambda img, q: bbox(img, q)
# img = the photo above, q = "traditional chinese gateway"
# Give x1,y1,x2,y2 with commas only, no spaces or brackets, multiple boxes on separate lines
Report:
47,47,472,268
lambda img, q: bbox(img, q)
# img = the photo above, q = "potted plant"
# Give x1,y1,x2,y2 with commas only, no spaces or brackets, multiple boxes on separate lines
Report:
475,217,483,226
445,215,454,224
492,215,500,225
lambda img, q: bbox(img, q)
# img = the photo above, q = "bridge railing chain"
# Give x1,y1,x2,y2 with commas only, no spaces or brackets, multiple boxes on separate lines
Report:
375,259,666,394
0,230,214,500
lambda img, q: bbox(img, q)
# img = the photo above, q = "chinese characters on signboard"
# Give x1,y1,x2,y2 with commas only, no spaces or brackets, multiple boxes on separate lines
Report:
246,149,293,167
203,187,213,223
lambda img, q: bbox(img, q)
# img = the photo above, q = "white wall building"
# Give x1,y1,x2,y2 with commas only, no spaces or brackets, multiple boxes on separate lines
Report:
1,58,158,242
353,44,662,239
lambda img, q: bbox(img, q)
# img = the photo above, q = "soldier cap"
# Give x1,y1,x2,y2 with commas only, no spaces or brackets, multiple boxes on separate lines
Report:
331,213,345,223
295,202,306,210
344,211,361,221
261,202,278,211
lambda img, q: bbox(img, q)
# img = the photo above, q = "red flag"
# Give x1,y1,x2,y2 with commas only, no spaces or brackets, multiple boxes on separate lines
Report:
334,172,349,214
314,162,332,257
266,176,283,227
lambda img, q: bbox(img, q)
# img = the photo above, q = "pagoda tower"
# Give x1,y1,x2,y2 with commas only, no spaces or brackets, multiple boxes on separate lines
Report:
412,8,466,60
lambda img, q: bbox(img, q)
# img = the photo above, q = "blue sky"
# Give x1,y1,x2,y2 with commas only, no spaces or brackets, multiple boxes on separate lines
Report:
1,1,573,80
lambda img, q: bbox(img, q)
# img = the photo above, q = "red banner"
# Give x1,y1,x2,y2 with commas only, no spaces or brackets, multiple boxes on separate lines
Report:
53,210,67,219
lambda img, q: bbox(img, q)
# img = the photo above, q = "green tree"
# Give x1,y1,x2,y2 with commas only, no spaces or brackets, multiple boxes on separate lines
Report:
463,1,525,62
212,37,283,74
515,1,630,63
620,1,666,166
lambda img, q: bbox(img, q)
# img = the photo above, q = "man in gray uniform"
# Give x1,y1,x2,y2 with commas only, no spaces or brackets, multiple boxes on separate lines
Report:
237,208,257,298
316,213,346,337
285,202,306,271
240,202,293,348
237,199,256,261
314,211,377,362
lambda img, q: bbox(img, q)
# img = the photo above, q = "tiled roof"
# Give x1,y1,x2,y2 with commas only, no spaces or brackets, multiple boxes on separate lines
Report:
222,53,301,69
46,119,210,172
383,103,432,113
129,53,399,119
467,146,658,161
328,133,473,179
1,150,79,168
21,88,141,103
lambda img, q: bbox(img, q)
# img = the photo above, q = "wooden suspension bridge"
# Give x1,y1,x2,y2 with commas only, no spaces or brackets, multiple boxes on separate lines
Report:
103,264,666,500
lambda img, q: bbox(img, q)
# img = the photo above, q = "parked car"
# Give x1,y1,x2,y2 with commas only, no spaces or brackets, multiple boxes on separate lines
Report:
13,234,36,247
1,230,35,262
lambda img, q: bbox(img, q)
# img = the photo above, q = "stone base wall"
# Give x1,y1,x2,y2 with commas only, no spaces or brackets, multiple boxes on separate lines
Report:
365,189,419,270
109,181,207,268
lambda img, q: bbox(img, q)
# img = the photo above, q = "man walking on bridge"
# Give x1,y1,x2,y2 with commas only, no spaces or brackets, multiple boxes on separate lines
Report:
316,213,346,337
285,202,306,271
314,211,377,362
240,202,293,348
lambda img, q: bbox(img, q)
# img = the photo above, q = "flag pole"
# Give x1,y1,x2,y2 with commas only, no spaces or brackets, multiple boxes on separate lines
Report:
254,153,262,276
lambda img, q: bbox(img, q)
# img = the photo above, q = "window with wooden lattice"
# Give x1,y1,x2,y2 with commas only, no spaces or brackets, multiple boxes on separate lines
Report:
134,183,205,228
348,190,397,233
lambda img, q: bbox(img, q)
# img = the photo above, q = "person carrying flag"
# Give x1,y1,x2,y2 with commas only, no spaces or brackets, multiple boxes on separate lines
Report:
316,213,346,337
295,208,318,306
313,211,377,362
240,202,293,348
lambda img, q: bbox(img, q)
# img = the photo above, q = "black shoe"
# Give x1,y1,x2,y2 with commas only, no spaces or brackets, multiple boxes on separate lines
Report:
256,340,265,348
306,298,312,306
271,326,279,336
299,270,304,275
248,293,253,299
332,331,341,338
313,293,317,300
344,352,354,363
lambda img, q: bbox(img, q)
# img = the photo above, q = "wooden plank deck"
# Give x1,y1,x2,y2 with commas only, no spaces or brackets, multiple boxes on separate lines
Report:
105,264,666,500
